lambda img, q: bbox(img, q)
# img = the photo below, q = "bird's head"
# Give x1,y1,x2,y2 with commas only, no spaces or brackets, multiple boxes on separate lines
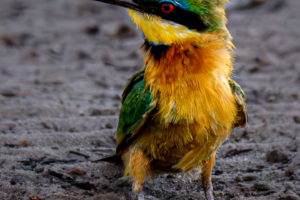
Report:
95,0,229,45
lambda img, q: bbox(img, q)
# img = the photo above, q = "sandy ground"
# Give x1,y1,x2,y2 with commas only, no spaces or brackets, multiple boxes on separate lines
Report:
0,0,299,199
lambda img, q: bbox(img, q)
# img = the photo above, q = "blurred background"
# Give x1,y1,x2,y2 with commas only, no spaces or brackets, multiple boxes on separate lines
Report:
0,0,299,199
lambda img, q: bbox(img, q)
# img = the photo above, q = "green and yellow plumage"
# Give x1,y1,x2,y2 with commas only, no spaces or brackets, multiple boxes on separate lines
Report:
116,71,155,152
94,0,247,199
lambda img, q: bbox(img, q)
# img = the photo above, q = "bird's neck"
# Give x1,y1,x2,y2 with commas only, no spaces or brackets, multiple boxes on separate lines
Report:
142,36,236,126
143,36,234,92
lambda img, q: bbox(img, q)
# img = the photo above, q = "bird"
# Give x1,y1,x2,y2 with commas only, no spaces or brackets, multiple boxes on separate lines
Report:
93,0,247,199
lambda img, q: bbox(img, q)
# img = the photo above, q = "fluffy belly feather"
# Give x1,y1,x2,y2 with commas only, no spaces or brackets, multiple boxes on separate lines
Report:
129,113,232,173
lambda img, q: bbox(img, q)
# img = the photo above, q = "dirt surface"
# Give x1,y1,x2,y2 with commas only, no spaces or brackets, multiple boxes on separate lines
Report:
0,0,299,199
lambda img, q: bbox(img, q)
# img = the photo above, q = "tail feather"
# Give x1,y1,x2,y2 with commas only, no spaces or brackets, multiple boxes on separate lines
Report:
91,154,123,163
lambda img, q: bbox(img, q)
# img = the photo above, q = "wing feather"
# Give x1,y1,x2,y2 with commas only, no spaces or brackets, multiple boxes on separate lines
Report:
116,69,156,153
229,79,248,128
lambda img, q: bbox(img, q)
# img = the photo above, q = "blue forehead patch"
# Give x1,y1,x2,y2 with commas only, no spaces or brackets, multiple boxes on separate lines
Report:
157,0,190,10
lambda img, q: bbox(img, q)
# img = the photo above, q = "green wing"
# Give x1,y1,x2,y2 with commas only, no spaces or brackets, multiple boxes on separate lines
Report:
229,79,248,128
116,70,155,153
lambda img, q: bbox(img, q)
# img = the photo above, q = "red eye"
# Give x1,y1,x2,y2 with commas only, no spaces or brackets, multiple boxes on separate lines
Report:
161,3,174,13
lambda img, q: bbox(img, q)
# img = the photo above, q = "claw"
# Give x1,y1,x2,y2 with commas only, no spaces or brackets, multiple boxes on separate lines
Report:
132,186,144,200
132,192,144,200
137,194,145,200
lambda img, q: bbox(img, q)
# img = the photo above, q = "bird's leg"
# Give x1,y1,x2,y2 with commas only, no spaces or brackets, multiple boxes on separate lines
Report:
133,174,144,200
124,151,150,199
200,152,215,200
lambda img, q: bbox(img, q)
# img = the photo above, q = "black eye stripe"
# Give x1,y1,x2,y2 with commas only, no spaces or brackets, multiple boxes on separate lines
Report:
160,7,208,31
135,1,208,31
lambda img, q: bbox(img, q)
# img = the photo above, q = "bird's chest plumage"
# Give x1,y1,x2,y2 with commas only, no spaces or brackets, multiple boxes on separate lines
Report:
150,67,237,129
142,77,235,163
137,41,238,170
155,77,231,125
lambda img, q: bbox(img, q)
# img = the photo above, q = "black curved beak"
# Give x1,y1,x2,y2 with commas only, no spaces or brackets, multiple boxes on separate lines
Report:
93,0,147,13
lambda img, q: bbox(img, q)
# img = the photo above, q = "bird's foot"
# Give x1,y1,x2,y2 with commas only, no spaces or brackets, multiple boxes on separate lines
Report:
132,192,144,200
137,194,144,200
202,181,214,200
204,189,214,200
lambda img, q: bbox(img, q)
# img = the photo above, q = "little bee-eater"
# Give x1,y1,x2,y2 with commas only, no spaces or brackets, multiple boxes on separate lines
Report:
94,0,247,199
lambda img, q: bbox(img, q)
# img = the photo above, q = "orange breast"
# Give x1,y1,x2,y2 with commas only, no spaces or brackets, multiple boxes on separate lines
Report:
132,39,238,171
144,39,237,129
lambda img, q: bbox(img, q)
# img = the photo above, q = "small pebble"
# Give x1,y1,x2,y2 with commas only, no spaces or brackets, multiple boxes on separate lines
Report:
286,194,300,200
266,147,289,163
285,182,294,191
216,191,224,197
293,116,300,124
35,167,44,173
114,23,137,39
242,174,258,181
235,174,243,182
70,166,86,175
10,178,17,185
84,25,100,35
284,165,294,177
254,182,270,191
